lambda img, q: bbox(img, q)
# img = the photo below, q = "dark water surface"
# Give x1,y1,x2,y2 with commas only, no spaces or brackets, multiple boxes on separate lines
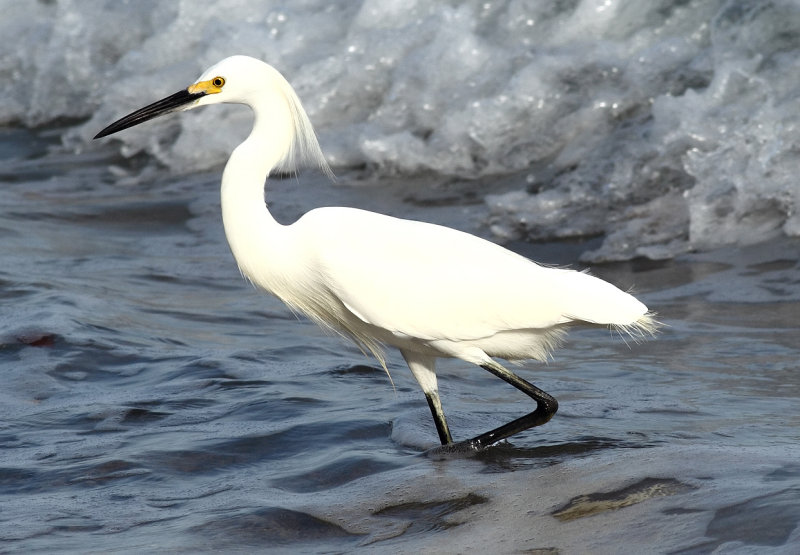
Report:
2,129,799,553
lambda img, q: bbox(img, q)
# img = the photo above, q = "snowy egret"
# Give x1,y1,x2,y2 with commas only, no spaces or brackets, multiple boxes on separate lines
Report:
95,56,656,451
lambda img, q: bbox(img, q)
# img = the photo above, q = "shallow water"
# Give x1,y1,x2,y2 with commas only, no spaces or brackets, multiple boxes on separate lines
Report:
2,130,799,553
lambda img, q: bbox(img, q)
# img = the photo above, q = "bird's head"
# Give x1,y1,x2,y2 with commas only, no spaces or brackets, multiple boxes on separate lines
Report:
94,55,332,177
94,56,287,138
188,55,289,108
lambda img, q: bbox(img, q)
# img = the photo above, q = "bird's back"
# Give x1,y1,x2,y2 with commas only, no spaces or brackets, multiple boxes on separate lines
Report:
292,207,652,352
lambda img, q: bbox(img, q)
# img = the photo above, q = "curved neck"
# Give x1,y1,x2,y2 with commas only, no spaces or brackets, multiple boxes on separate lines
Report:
222,107,283,201
220,112,287,286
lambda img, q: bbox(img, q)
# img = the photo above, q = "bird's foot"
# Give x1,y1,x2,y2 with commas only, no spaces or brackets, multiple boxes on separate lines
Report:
423,438,486,459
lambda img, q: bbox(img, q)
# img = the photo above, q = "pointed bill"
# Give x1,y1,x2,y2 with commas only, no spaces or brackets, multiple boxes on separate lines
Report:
94,88,206,139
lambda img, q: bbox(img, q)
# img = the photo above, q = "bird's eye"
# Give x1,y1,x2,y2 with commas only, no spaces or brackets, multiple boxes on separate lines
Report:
212,77,225,88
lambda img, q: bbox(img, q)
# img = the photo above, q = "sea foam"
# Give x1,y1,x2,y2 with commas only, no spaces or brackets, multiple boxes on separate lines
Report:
3,0,798,260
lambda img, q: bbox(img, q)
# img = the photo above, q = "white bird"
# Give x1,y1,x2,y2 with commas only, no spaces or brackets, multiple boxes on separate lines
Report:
95,56,656,451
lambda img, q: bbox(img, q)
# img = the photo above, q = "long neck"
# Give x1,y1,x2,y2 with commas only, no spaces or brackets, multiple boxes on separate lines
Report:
220,113,288,289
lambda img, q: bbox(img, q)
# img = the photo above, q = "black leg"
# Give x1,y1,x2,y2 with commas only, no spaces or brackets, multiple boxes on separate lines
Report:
424,391,453,445
401,350,455,446
465,360,558,450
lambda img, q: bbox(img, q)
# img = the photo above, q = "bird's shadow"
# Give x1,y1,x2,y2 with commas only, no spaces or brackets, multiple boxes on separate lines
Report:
423,435,657,471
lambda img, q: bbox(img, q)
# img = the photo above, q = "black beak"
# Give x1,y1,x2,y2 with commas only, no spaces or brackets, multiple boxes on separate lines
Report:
94,89,206,139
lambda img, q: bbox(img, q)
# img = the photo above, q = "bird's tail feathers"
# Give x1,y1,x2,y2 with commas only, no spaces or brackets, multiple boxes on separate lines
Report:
612,312,661,341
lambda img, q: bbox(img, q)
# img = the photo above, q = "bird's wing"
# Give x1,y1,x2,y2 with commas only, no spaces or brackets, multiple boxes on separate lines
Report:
296,207,646,342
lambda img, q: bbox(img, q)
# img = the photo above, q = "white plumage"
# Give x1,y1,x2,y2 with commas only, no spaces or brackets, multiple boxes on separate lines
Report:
95,56,656,450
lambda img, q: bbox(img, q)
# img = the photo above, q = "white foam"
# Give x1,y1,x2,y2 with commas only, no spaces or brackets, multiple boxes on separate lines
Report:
4,0,799,260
